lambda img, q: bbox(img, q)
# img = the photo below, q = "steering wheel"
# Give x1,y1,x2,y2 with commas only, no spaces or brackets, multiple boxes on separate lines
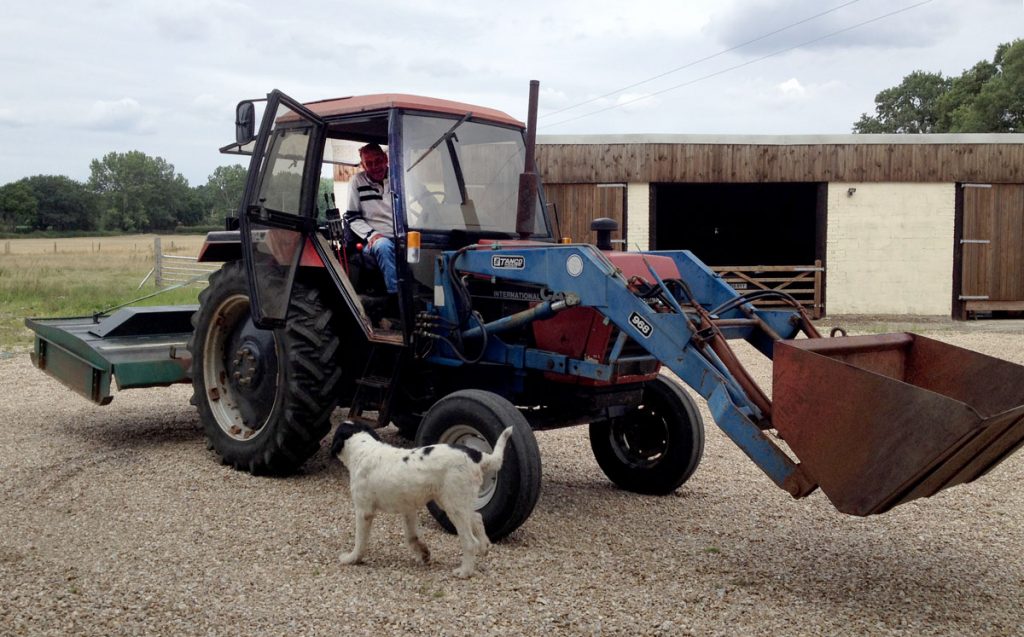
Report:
408,190,447,226
410,190,446,209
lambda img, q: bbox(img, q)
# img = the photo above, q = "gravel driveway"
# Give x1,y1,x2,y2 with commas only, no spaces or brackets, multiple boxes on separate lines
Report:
1,323,1022,636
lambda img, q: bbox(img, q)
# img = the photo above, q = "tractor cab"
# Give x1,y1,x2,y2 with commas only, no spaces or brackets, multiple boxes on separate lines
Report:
221,90,553,342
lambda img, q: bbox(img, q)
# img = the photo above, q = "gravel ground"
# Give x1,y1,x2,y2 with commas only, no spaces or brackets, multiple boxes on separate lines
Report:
1,321,1023,636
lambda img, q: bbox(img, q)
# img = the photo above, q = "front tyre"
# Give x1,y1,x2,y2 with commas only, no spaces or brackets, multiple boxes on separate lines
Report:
416,390,541,541
188,260,343,475
589,375,705,495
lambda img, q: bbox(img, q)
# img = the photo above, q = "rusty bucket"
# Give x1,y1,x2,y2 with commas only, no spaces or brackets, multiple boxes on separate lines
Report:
772,333,1024,516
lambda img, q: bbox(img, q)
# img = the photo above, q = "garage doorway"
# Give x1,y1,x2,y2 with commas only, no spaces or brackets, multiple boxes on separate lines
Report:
652,183,823,264
653,182,826,316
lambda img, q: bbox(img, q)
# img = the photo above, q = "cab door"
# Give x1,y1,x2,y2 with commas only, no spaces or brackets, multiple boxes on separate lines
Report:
238,90,325,328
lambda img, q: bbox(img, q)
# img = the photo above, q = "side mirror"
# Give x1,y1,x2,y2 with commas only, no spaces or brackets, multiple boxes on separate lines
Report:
235,101,256,145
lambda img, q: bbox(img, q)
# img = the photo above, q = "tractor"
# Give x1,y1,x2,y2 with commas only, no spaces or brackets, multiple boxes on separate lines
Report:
26,83,1024,541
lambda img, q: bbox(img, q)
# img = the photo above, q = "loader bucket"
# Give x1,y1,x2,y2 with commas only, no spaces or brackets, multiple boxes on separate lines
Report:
772,333,1024,516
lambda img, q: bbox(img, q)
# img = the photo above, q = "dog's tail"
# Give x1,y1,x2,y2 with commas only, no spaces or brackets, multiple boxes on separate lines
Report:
480,426,515,473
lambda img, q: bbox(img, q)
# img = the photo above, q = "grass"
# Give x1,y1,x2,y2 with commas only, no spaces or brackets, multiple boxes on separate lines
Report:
0,235,210,353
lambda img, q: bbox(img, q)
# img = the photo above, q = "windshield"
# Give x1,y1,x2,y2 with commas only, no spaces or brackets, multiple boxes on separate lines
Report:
401,113,548,237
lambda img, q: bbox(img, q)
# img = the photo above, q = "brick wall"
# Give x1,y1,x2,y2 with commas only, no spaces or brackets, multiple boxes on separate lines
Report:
826,182,955,315
625,183,650,251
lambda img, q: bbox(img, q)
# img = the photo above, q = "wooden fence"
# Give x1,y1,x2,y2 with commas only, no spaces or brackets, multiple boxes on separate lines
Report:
710,261,823,319
144,237,220,289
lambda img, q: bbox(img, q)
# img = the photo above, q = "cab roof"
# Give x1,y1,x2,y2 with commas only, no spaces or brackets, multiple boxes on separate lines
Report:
302,94,523,128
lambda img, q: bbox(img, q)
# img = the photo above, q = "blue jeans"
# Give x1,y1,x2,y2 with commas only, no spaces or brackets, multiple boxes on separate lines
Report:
366,237,398,294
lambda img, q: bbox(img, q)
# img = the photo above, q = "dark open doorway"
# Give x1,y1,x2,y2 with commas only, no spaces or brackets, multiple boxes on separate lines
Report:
652,183,822,266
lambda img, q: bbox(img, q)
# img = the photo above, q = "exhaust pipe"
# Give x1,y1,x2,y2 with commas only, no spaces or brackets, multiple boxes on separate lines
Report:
515,79,540,240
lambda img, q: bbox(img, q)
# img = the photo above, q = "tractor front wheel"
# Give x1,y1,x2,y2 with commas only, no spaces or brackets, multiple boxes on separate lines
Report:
188,260,343,475
589,375,704,495
416,390,541,542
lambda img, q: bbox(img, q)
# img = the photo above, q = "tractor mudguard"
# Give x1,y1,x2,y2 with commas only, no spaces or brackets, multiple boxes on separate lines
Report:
196,230,326,268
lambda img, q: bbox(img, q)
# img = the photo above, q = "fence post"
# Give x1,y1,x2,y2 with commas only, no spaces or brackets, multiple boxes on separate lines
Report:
154,237,163,288
813,259,823,319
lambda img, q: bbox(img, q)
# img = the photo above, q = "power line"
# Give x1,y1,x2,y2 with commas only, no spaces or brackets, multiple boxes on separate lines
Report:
541,0,934,130
542,0,863,119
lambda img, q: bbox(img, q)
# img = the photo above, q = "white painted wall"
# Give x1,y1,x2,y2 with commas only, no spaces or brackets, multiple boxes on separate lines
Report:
826,182,955,315
625,183,650,251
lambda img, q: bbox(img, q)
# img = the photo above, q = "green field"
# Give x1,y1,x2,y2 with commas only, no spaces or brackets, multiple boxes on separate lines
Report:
0,235,210,354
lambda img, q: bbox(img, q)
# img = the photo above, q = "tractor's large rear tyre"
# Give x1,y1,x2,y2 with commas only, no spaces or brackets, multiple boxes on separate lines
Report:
189,260,343,475
416,390,541,542
589,375,704,495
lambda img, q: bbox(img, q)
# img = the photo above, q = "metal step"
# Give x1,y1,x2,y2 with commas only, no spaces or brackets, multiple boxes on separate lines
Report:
355,375,391,390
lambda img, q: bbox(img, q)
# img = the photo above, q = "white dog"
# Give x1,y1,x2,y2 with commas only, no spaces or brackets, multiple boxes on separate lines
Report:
330,421,513,578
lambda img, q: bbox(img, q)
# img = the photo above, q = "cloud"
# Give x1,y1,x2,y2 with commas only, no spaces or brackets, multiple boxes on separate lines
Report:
82,98,155,134
0,107,26,128
0,0,1021,184
706,0,955,54
153,12,211,43
615,93,661,112
539,87,572,110
406,58,475,80
760,77,845,104
190,94,236,117
776,77,807,98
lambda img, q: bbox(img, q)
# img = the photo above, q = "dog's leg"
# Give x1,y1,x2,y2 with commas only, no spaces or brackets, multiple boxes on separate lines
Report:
403,511,430,564
341,509,375,565
471,512,491,558
447,508,480,578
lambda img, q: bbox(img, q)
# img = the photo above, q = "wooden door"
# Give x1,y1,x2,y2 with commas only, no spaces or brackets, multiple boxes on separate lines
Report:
543,184,626,248
961,184,1024,312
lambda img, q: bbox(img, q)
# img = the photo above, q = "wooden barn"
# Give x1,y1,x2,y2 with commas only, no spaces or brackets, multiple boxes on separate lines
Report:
536,134,1024,319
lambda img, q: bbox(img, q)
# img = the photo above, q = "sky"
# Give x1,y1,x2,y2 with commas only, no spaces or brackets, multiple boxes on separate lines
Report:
1,0,1021,187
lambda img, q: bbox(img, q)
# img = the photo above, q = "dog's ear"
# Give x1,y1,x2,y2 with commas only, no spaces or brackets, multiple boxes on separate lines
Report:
330,422,360,458
331,421,384,458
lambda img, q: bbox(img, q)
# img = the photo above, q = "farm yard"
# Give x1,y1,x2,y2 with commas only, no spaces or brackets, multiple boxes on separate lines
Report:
1,314,1022,635
3,6,1023,635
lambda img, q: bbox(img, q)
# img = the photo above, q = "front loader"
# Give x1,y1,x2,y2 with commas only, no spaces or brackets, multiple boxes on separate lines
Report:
26,85,1024,540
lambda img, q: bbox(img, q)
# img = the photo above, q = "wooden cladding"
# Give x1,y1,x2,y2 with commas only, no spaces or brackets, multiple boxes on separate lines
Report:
543,184,625,246
537,143,1024,184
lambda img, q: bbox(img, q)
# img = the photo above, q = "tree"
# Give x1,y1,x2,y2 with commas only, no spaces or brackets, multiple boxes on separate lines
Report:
0,182,38,230
935,59,998,132
947,40,1024,132
21,175,99,231
198,164,248,224
854,39,1024,134
88,150,194,232
316,177,336,218
853,71,951,133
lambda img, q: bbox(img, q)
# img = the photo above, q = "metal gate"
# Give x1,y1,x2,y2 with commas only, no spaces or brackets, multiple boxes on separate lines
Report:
959,183,1024,317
